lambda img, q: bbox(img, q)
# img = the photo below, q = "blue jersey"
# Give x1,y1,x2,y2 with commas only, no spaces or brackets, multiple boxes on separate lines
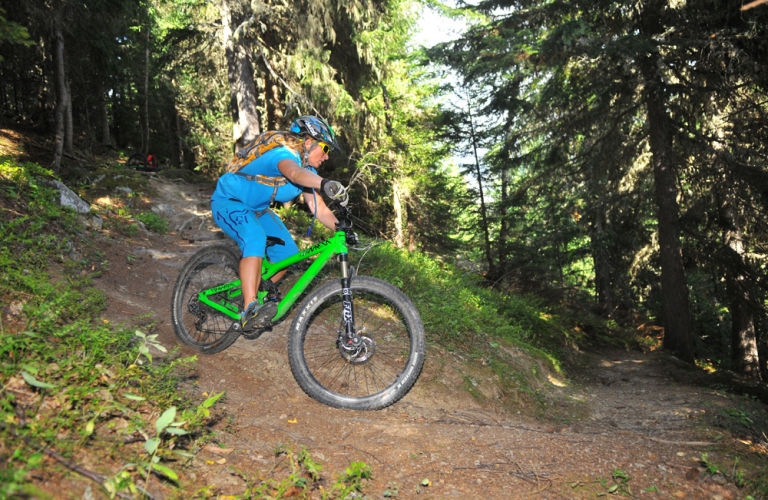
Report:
211,146,316,211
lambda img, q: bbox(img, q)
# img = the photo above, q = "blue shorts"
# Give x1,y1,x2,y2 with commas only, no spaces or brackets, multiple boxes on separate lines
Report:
211,198,299,261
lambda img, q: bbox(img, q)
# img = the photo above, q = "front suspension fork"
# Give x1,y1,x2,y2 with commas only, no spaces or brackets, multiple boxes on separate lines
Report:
339,253,360,350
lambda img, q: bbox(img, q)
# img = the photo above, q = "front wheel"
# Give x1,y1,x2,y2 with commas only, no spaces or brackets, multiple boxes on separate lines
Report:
170,244,242,354
288,276,425,410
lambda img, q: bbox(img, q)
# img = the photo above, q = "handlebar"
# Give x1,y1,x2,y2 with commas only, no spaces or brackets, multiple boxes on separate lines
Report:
331,201,358,247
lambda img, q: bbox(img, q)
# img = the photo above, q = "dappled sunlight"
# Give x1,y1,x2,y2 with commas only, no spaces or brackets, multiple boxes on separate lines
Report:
547,374,567,387
92,195,124,208
695,359,718,374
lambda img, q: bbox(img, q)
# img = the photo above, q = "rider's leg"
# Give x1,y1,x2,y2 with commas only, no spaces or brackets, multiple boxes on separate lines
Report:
210,198,268,308
257,209,298,289
239,256,263,308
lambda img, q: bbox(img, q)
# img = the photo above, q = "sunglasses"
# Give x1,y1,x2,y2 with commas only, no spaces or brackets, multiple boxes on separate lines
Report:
317,142,330,154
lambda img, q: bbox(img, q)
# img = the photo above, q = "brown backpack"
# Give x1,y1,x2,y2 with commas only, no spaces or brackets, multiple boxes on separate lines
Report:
225,131,291,174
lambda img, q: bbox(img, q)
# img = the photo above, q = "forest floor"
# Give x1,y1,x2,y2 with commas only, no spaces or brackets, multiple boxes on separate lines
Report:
64,173,766,500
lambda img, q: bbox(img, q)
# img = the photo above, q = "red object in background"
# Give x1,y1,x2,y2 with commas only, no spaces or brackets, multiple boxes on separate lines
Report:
147,154,157,170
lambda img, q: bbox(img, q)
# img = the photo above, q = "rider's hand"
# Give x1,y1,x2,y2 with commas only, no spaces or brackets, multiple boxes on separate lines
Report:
320,179,348,202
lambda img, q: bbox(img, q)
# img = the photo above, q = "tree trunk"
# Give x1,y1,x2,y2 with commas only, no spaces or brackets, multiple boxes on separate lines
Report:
14,64,21,118
497,165,510,276
0,68,6,124
465,93,494,278
51,7,67,174
407,204,417,252
589,161,614,314
642,75,695,362
113,82,122,146
234,41,260,145
173,101,184,167
64,76,73,155
592,209,614,314
382,84,393,136
142,22,150,155
221,0,260,149
222,2,240,144
265,70,283,131
393,177,405,248
98,81,111,145
718,190,761,380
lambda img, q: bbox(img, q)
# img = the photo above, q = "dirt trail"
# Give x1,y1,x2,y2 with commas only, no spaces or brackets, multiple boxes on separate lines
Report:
93,176,744,499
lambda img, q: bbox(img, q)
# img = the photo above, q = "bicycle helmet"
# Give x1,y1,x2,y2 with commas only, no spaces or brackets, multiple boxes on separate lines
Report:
290,115,341,153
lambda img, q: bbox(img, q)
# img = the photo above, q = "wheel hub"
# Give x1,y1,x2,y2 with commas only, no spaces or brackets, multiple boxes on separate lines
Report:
187,296,207,331
339,335,375,363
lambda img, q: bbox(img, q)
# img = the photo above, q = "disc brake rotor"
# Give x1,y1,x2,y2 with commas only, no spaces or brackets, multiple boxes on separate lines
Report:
339,335,375,363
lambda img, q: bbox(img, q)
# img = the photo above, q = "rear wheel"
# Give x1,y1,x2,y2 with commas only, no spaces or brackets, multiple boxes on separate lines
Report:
288,276,425,410
170,245,243,354
126,152,147,170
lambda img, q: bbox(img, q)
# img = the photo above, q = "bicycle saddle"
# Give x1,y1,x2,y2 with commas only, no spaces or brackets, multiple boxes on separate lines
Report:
266,236,285,247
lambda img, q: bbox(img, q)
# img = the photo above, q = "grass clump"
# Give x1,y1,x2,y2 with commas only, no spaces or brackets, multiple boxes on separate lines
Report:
235,446,373,499
137,211,169,234
347,242,584,417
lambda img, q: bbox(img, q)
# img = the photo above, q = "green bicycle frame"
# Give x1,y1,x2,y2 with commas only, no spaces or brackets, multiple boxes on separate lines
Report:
197,230,350,323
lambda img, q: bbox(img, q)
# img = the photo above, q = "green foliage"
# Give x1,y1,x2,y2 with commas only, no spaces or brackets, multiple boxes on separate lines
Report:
598,469,632,497
700,453,720,476
236,446,371,499
0,7,32,50
0,159,222,497
136,211,169,234
429,0,768,372
357,243,561,356
349,241,587,416
334,460,373,496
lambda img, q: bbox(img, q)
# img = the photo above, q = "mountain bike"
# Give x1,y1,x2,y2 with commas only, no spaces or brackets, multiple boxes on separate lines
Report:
125,152,159,172
170,201,426,410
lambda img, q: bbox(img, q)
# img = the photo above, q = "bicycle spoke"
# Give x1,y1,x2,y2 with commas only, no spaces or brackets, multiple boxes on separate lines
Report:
172,245,240,352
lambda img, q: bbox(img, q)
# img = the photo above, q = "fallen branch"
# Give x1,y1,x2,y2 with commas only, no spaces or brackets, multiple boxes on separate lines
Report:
26,140,88,162
647,437,720,446
42,446,158,500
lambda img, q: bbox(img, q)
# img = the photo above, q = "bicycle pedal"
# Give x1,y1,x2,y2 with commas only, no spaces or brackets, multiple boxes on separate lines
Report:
241,302,277,332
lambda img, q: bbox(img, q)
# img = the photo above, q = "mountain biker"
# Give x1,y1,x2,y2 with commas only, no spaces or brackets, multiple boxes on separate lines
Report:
210,115,348,331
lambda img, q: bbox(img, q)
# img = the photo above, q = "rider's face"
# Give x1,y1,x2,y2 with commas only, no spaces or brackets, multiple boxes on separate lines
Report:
305,138,329,167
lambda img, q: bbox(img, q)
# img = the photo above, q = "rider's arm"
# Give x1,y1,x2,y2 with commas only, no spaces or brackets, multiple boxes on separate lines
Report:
305,190,339,230
277,159,323,189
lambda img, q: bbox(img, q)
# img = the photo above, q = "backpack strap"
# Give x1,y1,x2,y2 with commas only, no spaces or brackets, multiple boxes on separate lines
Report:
226,131,289,173
234,172,288,187
234,172,288,211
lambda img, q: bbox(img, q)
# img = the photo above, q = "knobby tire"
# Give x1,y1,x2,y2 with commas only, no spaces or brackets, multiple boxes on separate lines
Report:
288,276,426,410
126,152,147,169
170,245,242,354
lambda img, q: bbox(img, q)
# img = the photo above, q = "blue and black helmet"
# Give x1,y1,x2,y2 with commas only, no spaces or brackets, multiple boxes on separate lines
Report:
290,115,341,153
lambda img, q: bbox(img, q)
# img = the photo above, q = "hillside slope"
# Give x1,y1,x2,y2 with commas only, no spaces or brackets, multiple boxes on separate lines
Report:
1,127,762,498
81,174,751,499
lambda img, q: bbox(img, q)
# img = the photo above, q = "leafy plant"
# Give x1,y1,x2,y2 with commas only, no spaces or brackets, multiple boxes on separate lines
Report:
133,329,168,365
137,211,169,233
331,460,373,497
383,481,399,497
700,453,720,475
140,406,186,486
598,469,632,497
